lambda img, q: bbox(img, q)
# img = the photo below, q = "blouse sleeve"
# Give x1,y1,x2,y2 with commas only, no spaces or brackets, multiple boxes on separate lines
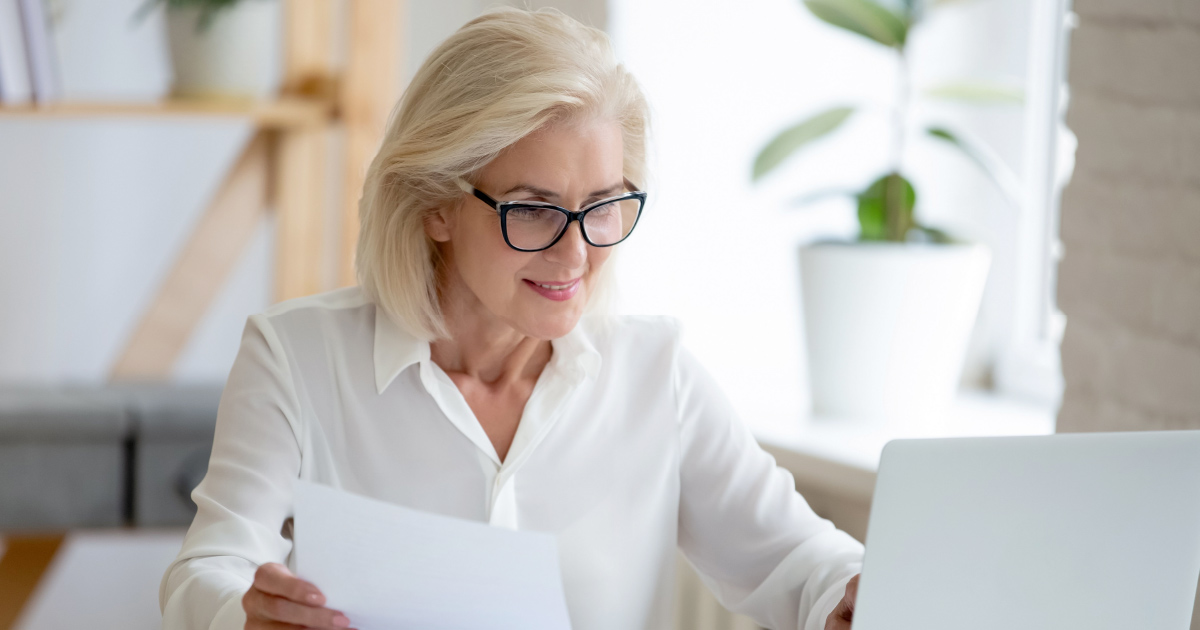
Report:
159,314,304,630
674,345,864,630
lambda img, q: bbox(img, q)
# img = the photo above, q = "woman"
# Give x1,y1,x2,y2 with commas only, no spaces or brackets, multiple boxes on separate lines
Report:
160,7,863,630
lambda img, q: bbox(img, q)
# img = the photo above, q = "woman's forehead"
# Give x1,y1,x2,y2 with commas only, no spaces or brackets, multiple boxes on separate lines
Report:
480,119,624,197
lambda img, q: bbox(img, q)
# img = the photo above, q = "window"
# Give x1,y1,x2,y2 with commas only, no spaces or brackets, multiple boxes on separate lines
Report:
609,0,1074,421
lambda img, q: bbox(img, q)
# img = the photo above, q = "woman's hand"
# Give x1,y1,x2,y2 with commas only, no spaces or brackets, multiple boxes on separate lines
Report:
824,573,860,630
243,562,353,630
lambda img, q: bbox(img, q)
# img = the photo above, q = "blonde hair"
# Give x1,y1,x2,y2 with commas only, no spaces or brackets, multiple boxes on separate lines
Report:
355,6,650,341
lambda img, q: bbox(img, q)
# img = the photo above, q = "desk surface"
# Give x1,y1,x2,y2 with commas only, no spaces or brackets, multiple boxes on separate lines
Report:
0,530,185,630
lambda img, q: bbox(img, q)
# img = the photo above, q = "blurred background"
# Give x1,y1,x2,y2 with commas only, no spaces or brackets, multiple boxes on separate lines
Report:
0,0,1197,628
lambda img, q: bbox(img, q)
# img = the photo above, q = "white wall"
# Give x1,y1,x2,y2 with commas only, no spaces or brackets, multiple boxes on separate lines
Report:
0,118,267,383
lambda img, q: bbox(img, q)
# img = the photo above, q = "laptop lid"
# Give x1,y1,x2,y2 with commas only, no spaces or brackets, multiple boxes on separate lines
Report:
852,430,1200,630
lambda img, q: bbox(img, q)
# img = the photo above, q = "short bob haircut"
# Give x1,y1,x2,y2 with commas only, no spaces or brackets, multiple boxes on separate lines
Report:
355,6,651,341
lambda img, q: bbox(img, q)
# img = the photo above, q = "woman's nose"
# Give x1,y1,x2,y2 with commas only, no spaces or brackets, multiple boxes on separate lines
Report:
544,219,589,267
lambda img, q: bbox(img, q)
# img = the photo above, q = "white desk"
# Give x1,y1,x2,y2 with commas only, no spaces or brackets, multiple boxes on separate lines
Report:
0,530,185,630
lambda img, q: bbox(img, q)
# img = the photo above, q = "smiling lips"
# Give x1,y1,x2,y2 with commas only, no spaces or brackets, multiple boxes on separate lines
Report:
523,277,581,301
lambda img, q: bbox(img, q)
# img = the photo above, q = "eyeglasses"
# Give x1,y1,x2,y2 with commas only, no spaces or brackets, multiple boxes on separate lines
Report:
456,177,647,252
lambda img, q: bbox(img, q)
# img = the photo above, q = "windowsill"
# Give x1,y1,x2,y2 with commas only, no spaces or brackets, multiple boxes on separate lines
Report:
747,390,1057,503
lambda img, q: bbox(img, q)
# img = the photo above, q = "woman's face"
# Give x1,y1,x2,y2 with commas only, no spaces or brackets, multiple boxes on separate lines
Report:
427,117,625,340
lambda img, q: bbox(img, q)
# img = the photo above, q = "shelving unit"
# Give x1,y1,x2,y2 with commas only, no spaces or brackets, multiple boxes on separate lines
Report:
0,97,334,127
0,0,403,380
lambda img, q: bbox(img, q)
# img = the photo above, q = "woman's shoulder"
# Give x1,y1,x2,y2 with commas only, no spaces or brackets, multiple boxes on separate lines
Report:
258,286,372,321
244,286,376,350
576,313,684,365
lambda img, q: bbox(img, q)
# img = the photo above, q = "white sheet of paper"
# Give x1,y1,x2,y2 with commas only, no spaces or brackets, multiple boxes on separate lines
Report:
292,480,573,630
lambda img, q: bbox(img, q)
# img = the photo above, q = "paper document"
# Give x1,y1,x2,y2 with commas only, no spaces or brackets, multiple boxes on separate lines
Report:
293,480,573,630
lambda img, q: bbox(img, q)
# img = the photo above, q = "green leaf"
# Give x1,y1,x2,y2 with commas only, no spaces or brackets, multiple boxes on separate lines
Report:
857,172,916,242
926,126,1023,205
752,107,855,181
803,0,909,48
924,80,1024,104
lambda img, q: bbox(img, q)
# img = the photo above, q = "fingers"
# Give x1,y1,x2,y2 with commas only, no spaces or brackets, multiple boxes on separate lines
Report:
245,563,351,630
824,573,861,630
246,620,305,630
825,599,853,630
253,563,325,606
243,588,350,629
845,573,860,607
825,615,852,630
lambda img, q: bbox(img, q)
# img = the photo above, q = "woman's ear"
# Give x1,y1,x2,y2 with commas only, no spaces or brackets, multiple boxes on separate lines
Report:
424,203,456,243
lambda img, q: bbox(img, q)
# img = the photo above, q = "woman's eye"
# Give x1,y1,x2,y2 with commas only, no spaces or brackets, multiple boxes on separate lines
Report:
508,207,552,220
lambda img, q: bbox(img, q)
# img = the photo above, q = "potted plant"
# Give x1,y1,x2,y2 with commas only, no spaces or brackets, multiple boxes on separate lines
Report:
753,0,1021,428
138,0,282,99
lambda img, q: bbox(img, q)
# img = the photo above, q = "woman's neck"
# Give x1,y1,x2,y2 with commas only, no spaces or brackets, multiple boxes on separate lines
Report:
430,275,552,386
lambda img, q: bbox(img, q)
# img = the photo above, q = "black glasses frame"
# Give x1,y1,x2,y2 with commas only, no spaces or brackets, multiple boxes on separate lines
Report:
459,177,647,252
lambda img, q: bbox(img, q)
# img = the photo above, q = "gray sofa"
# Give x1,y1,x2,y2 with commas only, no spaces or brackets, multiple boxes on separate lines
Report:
0,384,222,531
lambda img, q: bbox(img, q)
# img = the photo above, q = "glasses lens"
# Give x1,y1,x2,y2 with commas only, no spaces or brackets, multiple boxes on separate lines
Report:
505,206,568,250
582,197,641,246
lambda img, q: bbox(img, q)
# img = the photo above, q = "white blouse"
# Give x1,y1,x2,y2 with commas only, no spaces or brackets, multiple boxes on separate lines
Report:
159,286,864,630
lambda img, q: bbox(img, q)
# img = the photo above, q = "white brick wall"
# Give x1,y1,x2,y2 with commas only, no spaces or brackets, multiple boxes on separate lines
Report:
1071,24,1200,106
1056,2,1200,624
1067,94,1200,186
1058,4,1200,434
1081,0,1200,26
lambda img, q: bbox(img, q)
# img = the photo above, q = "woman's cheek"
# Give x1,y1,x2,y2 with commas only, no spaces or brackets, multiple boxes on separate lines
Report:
589,246,612,273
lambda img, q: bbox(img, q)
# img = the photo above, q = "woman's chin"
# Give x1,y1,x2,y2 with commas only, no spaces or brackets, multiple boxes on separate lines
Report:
517,305,585,340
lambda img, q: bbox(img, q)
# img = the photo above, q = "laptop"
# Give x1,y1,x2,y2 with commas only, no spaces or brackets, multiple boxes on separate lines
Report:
852,430,1200,630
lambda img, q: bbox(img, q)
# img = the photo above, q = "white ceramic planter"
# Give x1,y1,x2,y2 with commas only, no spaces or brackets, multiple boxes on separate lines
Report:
800,242,991,430
165,0,282,100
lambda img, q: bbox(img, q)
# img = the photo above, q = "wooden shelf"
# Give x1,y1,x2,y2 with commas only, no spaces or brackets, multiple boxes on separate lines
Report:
2,1,405,381
0,96,336,129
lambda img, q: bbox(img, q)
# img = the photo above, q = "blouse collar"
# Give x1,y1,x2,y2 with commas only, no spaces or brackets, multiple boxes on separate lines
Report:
372,304,602,395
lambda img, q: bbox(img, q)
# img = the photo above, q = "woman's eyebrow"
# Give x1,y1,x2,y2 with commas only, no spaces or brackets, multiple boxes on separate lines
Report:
501,182,625,199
